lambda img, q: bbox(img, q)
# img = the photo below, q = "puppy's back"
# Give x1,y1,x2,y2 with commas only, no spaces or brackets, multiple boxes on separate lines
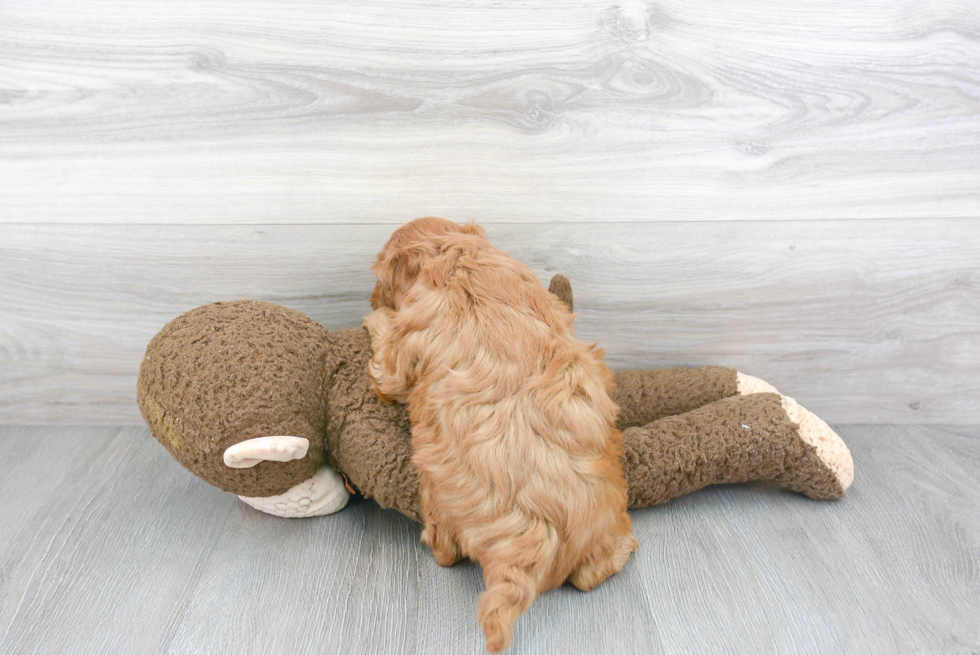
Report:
410,240,634,651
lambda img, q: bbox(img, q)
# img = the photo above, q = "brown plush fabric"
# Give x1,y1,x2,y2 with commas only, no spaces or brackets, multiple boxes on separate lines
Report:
137,301,329,496
323,328,422,521
548,274,574,312
622,393,845,508
138,301,844,521
612,366,738,430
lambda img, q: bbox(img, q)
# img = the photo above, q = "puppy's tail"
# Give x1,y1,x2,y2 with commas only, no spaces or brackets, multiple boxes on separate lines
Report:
476,526,559,653
478,567,538,653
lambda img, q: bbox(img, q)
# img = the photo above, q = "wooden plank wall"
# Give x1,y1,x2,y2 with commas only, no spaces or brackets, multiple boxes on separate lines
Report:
1,1,978,424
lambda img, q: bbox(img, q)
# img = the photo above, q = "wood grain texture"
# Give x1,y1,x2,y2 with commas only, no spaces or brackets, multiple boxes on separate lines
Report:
1,0,979,223
2,220,978,424
0,425,977,654
0,427,236,653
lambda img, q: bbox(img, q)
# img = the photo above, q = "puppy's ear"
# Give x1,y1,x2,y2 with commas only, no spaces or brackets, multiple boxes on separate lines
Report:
370,255,394,309
390,247,426,296
423,244,467,288
375,241,439,308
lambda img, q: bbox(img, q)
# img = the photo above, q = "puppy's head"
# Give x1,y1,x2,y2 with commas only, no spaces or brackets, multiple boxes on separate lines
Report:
371,217,486,309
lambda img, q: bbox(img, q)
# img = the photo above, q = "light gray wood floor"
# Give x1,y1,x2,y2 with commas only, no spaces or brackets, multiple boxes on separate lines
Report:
0,425,976,654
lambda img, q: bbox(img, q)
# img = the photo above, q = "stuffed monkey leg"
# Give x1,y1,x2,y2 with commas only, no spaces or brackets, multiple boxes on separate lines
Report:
611,366,788,430
611,367,738,430
622,392,854,509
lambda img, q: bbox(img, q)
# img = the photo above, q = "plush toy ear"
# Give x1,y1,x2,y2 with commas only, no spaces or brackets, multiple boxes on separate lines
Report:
548,274,574,312
223,436,310,469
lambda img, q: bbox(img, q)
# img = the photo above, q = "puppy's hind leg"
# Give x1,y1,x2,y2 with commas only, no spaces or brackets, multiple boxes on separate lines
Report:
568,529,638,592
421,521,463,567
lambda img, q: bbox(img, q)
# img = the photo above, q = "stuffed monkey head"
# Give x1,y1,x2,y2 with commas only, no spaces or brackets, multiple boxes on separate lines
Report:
137,301,331,497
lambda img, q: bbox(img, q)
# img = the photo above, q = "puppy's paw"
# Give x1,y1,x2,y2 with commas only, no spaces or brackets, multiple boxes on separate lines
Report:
422,522,463,567
569,532,638,591
366,355,385,388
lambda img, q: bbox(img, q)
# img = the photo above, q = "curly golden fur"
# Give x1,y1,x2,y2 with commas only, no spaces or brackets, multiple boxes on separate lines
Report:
364,217,637,653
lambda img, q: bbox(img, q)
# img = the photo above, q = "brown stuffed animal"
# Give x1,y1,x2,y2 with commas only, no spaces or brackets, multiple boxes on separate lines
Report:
137,278,853,520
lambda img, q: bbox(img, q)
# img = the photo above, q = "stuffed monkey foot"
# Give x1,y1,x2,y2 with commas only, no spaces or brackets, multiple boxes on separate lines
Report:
776,394,854,495
736,371,854,493
735,372,779,395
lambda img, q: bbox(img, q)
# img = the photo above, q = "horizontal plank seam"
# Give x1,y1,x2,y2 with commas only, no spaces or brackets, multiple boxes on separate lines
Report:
2,217,978,227
2,423,978,430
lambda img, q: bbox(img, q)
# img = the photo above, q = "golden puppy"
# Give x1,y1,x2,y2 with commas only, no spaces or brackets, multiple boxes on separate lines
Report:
364,217,637,652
